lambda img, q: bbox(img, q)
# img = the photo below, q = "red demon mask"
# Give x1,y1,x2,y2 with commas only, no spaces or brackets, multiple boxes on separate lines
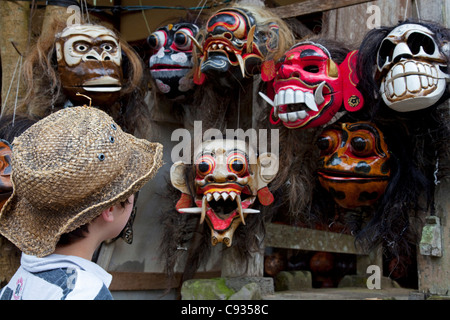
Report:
260,42,364,129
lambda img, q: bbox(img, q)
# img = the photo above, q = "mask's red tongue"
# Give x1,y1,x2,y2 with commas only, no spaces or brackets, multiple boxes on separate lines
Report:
195,195,251,231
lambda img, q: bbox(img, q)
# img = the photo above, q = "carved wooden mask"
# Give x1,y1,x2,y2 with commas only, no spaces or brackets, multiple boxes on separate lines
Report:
0,140,12,210
170,139,278,246
316,122,391,209
55,24,123,106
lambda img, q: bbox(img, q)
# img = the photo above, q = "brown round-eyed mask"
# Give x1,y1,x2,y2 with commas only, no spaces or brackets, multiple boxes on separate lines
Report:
55,24,123,107
0,139,12,210
316,121,391,209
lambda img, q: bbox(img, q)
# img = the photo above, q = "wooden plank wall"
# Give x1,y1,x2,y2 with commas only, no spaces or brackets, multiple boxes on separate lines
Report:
321,0,410,46
412,0,450,297
318,0,450,296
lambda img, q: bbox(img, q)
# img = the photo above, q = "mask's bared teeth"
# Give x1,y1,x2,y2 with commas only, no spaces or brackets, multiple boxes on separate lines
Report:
236,53,246,78
178,207,202,214
187,33,202,52
221,192,229,201
213,192,221,201
236,194,246,225
242,208,260,214
246,25,256,54
258,91,275,108
200,195,207,225
314,81,326,106
229,191,237,200
206,193,213,202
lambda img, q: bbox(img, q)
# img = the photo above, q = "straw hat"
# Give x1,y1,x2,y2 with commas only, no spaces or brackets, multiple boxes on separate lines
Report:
0,106,163,257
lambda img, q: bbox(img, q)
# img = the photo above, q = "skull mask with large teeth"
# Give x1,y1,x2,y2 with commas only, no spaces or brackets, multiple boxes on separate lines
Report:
170,139,278,247
376,23,450,112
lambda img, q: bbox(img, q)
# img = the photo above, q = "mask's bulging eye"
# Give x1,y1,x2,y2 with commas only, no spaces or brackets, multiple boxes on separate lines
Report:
317,136,331,152
317,130,340,156
351,136,367,151
101,43,116,52
350,135,375,158
174,28,194,51
227,153,248,176
148,31,167,50
196,155,216,177
304,65,320,73
0,154,10,172
74,41,90,53
231,159,244,172
198,162,211,173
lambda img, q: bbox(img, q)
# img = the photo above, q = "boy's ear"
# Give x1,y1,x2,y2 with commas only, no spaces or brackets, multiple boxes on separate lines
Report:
101,207,115,222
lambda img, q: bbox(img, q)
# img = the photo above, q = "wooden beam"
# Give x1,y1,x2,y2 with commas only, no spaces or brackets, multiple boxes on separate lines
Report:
109,271,221,291
265,223,367,255
268,0,373,19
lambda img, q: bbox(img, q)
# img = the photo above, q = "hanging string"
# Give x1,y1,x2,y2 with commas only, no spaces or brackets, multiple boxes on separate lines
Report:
12,55,24,125
0,53,21,120
404,0,409,20
194,0,208,24
85,0,91,23
139,0,151,35
24,0,232,12
28,0,38,48
415,0,421,21
80,0,90,24
404,0,422,21
80,0,84,20
82,0,231,14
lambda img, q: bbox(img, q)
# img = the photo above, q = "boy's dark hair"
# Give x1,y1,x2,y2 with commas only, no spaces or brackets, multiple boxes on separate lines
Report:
57,224,90,246
0,114,37,142
57,198,132,246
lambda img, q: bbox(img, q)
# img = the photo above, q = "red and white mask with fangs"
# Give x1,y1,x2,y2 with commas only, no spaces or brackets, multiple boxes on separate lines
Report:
170,139,278,247
260,41,364,129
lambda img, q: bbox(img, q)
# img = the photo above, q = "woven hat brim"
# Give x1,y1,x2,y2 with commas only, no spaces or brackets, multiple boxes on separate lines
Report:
0,137,163,257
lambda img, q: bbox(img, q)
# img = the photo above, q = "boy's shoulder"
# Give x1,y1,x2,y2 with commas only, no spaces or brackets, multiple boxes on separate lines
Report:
65,267,113,300
1,256,113,300
1,267,72,300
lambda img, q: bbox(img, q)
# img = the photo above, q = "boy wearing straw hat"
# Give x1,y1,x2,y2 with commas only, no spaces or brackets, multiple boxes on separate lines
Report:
0,106,163,300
